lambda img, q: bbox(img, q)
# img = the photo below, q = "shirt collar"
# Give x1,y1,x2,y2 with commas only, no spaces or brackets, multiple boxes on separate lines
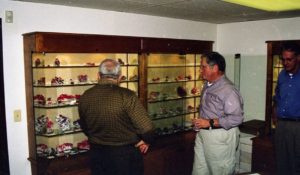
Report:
98,79,119,86
284,68,300,78
206,75,225,87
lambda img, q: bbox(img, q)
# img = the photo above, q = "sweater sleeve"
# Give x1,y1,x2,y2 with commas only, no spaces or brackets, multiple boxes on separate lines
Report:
124,92,155,144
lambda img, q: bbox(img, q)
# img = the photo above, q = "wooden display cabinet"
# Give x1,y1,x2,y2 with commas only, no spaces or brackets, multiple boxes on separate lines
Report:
24,32,212,175
144,131,196,175
141,37,212,134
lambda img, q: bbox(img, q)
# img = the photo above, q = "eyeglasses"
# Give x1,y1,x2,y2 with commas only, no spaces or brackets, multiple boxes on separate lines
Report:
200,65,212,69
280,57,296,63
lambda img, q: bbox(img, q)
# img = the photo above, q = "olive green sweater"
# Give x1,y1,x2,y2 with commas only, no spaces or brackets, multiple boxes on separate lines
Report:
78,79,154,146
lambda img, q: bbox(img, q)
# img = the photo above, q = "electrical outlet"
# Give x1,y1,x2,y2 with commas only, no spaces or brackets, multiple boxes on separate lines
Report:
14,110,21,122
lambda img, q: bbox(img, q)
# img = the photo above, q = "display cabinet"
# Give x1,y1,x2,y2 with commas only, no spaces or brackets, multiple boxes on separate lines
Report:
24,32,141,175
31,54,139,174
141,38,212,175
32,52,139,156
146,53,203,135
24,32,213,175
140,37,213,136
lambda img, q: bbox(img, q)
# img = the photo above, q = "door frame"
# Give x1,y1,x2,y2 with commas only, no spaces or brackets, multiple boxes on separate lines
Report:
0,18,10,175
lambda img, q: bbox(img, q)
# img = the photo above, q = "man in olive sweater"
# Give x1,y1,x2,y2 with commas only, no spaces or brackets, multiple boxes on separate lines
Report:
78,58,154,175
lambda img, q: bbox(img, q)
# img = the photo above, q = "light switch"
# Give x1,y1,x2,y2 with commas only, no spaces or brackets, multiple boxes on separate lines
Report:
5,11,13,23
14,110,21,122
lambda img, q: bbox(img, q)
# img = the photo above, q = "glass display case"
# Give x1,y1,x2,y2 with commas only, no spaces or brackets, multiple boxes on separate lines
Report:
272,55,283,96
24,32,213,175
146,53,204,135
31,53,139,159
270,55,283,129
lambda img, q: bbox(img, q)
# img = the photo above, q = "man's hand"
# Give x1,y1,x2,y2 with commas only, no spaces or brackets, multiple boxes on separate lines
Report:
192,118,210,129
138,143,149,154
135,140,149,154
272,114,278,127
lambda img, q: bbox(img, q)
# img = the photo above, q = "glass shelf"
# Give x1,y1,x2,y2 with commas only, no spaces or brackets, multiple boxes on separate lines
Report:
148,95,201,103
155,126,193,136
147,65,198,68
37,148,89,160
33,80,138,88
151,111,198,121
273,66,283,68
33,64,139,69
34,83,96,88
148,79,201,84
36,129,83,137
33,65,99,69
34,104,78,109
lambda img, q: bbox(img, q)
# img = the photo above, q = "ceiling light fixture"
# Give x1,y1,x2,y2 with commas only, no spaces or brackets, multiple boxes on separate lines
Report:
223,0,300,11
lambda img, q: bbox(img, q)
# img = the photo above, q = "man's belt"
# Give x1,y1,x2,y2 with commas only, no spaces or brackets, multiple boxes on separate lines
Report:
201,126,223,130
278,117,300,122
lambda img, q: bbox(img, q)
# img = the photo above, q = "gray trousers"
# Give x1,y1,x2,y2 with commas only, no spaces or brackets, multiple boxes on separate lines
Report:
89,144,143,175
275,120,300,175
192,127,240,175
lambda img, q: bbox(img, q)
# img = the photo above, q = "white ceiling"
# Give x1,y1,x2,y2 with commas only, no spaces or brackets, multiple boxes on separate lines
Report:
14,0,300,24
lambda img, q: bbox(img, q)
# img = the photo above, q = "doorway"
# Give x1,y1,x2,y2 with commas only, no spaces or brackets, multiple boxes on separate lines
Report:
0,18,10,175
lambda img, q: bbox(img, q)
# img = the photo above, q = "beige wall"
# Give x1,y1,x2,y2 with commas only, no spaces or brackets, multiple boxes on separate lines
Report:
217,17,300,121
0,1,216,174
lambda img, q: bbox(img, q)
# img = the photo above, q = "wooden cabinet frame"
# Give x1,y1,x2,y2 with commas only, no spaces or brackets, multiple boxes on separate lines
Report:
23,32,213,175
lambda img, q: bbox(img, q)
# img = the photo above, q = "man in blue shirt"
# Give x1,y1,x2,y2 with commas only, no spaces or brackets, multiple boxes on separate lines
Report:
273,42,300,175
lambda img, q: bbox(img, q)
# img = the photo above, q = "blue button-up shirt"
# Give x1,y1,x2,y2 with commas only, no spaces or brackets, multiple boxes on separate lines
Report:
275,69,300,119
